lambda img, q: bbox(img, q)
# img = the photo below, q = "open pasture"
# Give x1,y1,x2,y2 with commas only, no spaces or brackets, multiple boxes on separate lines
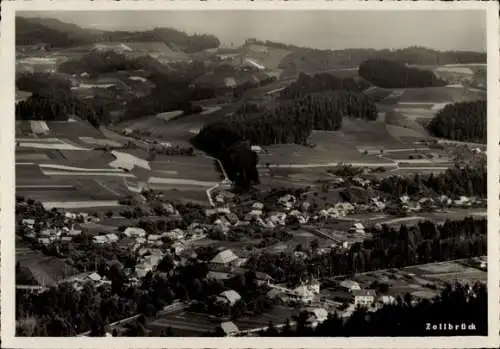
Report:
246,44,292,70
146,184,211,205
150,156,222,182
404,260,486,285
385,124,430,140
259,144,386,166
398,86,485,103
16,241,80,286
46,120,105,139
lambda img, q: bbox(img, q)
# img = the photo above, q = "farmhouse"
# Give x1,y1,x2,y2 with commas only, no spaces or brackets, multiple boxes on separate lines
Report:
353,289,376,307
210,249,240,271
21,219,35,228
217,290,242,306
123,227,147,238
349,223,365,235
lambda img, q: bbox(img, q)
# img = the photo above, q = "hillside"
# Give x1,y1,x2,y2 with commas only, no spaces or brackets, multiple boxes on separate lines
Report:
276,46,486,78
16,17,96,48
16,16,220,53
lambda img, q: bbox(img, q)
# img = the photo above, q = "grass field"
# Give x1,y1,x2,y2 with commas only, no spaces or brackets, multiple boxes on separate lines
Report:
16,240,80,286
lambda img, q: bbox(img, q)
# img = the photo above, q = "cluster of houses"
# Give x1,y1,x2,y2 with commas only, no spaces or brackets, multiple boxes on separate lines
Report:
20,211,100,247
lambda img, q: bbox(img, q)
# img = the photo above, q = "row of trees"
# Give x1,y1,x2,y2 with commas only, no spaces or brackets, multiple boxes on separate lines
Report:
376,164,487,198
247,217,487,286
358,59,446,88
427,100,486,143
257,282,486,337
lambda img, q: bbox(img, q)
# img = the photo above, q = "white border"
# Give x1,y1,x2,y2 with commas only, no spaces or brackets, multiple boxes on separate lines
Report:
1,1,499,348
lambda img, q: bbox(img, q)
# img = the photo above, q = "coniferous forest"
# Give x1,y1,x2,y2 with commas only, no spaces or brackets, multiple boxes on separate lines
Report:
358,59,447,88
192,91,378,187
427,100,486,143
280,72,370,100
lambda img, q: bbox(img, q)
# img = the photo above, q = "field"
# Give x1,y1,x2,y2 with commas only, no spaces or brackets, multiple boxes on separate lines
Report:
245,44,292,70
349,259,486,300
147,305,299,335
16,119,224,207
16,239,80,286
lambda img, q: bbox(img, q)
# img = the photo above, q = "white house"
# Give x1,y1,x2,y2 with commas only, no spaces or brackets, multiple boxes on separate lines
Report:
217,290,242,307
123,227,147,238
21,219,35,228
353,289,376,307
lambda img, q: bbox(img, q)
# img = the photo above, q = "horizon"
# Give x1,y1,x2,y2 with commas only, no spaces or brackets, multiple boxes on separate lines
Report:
18,10,487,52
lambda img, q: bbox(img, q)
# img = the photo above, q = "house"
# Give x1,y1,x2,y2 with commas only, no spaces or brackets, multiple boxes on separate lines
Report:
123,227,147,238
87,272,102,283
106,233,119,243
349,223,365,234
21,219,35,228
93,236,108,245
220,321,240,336
278,194,296,210
37,238,51,245
454,196,471,207
65,212,77,220
217,290,242,306
353,289,376,307
340,280,361,292
147,234,161,242
378,295,397,305
251,145,263,153
269,212,287,225
252,202,264,210
210,249,240,271
171,241,185,255
163,228,185,241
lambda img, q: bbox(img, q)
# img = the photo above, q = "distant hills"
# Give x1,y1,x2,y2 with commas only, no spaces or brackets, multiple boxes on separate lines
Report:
16,17,221,53
17,16,486,72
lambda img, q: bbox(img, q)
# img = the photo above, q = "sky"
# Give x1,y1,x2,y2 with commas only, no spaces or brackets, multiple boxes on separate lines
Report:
19,10,487,51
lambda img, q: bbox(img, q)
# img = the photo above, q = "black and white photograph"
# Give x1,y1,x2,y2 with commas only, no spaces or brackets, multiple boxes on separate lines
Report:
1,1,499,348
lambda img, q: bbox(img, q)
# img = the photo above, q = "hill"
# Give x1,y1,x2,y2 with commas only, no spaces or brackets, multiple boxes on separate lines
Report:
275,46,486,78
16,17,95,48
16,16,220,53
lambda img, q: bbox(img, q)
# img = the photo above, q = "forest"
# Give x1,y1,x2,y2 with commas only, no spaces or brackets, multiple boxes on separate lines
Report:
247,217,487,286
376,164,487,198
15,89,108,127
427,100,486,143
358,59,447,88
279,72,370,100
192,91,377,188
